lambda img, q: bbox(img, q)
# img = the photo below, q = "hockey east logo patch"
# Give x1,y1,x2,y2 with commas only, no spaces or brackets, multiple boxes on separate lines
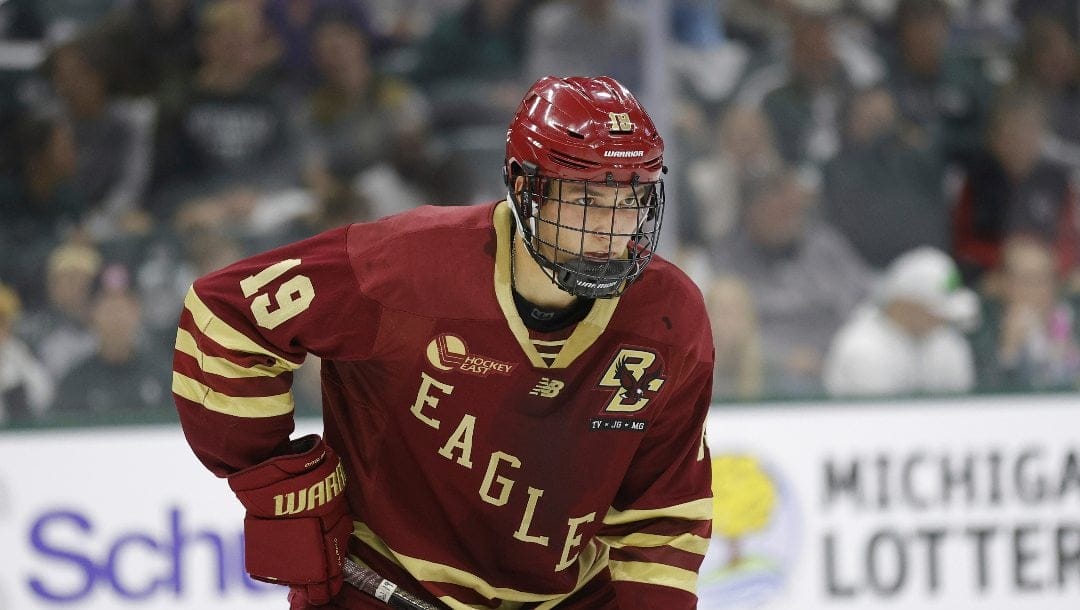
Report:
425,333,516,377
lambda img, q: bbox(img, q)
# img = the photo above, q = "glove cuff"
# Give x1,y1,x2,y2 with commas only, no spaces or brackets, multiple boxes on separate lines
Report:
228,435,348,519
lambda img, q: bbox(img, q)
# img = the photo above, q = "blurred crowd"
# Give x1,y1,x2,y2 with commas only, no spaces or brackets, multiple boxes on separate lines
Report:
1,0,1080,427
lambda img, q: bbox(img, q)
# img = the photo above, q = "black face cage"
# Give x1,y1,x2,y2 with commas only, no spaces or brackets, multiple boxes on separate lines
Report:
509,168,665,299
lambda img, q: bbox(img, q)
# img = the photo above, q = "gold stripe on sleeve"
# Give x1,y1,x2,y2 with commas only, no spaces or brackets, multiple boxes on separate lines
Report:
597,531,711,556
183,288,301,371
602,497,713,526
608,560,698,595
172,371,295,417
175,328,287,378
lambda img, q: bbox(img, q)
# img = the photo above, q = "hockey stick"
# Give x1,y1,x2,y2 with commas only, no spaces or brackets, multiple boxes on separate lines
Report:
343,558,439,609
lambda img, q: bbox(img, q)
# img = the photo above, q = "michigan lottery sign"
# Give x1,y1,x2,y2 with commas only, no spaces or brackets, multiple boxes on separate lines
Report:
701,394,1080,610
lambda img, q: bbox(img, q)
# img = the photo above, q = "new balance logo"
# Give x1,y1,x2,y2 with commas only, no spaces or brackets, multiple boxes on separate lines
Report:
530,378,565,398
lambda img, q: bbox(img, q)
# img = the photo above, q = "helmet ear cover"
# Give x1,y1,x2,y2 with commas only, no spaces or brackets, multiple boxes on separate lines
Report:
506,160,550,218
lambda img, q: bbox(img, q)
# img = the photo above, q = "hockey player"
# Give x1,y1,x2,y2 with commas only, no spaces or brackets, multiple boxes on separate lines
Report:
172,75,714,609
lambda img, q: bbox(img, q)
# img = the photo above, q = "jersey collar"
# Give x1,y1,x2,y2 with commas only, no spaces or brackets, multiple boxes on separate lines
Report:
492,201,621,369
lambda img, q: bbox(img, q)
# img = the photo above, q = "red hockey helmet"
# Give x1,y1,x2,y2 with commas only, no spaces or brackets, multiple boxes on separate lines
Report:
504,76,666,298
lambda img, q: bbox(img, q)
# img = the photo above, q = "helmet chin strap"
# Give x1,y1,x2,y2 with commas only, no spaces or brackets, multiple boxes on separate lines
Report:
553,258,632,299
507,188,537,242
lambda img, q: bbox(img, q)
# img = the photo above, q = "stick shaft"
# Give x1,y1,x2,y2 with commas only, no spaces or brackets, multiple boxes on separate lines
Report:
342,558,439,610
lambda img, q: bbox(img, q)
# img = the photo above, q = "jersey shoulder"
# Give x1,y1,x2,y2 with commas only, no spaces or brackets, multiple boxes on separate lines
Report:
350,203,495,247
344,203,501,317
614,253,712,356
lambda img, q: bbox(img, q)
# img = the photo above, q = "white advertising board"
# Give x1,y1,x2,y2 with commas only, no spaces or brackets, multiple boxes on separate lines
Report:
699,393,1080,610
2,395,1078,609
0,425,296,610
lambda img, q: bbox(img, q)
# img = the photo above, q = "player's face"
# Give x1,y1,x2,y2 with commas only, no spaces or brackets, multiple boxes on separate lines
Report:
535,181,647,264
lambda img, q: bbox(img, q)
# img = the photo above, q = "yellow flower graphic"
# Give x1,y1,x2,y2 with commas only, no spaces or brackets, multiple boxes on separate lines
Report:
712,455,777,568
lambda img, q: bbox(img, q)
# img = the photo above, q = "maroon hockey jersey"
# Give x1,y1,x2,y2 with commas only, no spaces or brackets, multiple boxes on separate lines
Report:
173,201,714,608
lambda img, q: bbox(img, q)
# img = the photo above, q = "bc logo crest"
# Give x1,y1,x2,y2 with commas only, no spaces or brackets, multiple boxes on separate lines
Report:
596,347,665,413
698,453,801,609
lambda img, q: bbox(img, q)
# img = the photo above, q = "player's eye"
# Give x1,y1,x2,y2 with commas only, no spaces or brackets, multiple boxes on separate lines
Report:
575,196,597,207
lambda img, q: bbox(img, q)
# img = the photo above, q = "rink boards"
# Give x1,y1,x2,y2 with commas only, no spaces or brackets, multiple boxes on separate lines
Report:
1,394,1077,610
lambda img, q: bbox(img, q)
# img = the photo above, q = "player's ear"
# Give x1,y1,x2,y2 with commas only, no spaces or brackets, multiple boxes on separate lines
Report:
504,162,525,200
504,161,523,192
